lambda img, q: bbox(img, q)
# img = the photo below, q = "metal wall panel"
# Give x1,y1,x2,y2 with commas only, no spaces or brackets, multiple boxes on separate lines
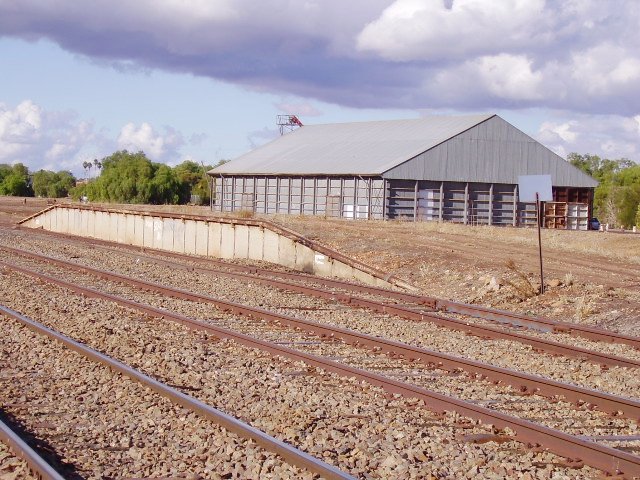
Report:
116,214,127,244
184,219,197,255
248,227,264,261
143,217,154,248
162,218,175,251
94,211,108,239
125,214,136,244
195,221,209,256
133,216,145,247
213,175,384,220
173,219,186,253
208,222,222,257
219,224,235,259
108,213,119,242
152,217,163,249
383,116,598,188
234,225,250,258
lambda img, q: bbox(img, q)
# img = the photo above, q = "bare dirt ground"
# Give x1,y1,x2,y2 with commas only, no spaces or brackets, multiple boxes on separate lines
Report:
3,196,639,335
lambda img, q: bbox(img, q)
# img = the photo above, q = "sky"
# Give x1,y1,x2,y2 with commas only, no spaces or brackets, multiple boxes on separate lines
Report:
1,0,639,178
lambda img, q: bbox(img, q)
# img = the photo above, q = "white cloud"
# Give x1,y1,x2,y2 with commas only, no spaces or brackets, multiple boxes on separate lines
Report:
536,113,640,160
117,122,184,161
0,100,43,159
538,120,578,144
0,101,193,177
475,54,544,101
357,0,547,61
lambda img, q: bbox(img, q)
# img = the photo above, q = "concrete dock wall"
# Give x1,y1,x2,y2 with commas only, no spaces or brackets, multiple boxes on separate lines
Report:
20,205,411,290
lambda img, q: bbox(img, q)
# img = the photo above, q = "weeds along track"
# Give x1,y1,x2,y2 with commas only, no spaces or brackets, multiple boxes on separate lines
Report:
0,307,336,479
1,233,640,476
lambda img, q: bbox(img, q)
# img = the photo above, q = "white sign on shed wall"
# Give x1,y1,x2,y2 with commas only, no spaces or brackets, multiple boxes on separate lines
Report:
518,175,553,202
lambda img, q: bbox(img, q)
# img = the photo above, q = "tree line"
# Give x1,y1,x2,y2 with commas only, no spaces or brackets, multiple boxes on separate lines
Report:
568,153,640,228
0,163,76,198
0,150,221,205
75,151,216,205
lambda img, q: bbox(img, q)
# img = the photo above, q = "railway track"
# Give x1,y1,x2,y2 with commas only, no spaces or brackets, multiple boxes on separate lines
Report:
2,244,640,396
13,244,639,370
12,225,640,351
1,251,638,473
0,417,63,480
0,304,354,479
1,272,599,479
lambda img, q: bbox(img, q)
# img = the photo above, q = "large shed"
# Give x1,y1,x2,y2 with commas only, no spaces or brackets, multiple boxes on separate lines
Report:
209,114,598,229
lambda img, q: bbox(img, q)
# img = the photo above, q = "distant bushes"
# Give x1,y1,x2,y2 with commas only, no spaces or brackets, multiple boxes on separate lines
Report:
72,150,215,205
0,163,33,196
569,153,640,228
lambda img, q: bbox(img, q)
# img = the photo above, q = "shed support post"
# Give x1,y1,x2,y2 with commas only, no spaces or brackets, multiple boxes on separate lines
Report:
488,183,494,226
275,177,281,213
464,182,469,225
513,185,518,227
382,179,388,220
340,178,345,218
414,180,419,222
212,176,216,209
439,182,444,222
353,177,358,219
231,177,236,212
263,177,268,214
312,177,317,215
252,176,257,212
300,177,304,214
287,178,292,214
220,175,225,212
367,178,372,220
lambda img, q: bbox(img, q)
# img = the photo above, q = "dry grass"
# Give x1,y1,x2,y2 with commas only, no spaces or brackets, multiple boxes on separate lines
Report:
563,272,575,287
503,259,539,299
409,221,640,264
574,295,597,323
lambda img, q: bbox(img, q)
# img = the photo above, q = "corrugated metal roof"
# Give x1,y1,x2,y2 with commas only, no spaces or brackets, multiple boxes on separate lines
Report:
210,114,495,175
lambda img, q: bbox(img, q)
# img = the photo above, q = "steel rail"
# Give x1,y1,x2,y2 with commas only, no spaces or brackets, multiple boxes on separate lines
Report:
2,257,640,424
1,269,639,477
0,304,355,480
9,245,633,370
13,226,640,350
0,417,65,480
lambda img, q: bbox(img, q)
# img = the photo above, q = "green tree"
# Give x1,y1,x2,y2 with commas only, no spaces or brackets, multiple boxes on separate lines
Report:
0,163,33,196
173,160,213,205
82,150,184,205
612,164,640,227
151,164,180,204
33,170,76,198
569,153,640,228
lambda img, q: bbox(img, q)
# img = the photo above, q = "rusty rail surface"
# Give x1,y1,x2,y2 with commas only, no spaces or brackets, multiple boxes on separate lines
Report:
13,225,640,351
0,417,65,480
0,304,355,480
14,244,636,370
2,256,640,423
1,267,639,477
